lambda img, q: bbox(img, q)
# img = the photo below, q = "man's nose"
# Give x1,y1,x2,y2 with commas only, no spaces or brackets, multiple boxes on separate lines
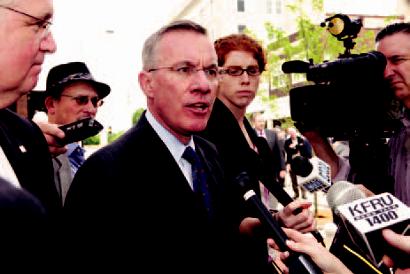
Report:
192,70,212,93
41,32,57,53
384,63,394,79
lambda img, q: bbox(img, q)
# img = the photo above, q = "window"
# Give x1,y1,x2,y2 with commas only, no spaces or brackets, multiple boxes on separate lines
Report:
238,25,246,33
267,0,272,14
275,0,282,14
237,0,245,12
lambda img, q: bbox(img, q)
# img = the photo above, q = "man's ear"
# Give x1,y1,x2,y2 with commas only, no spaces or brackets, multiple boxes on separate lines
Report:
44,96,56,115
138,71,154,98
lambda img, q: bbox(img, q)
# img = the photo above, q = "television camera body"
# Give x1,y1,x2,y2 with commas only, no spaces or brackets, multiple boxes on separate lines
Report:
282,14,402,140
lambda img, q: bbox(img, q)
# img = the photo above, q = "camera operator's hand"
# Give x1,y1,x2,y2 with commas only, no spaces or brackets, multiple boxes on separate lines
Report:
302,130,341,179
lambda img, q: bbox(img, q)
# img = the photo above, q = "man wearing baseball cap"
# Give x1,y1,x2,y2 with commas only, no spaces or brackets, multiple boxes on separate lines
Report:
43,61,110,205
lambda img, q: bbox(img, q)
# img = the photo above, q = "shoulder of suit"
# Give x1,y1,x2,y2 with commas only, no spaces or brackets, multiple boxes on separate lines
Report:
1,109,38,132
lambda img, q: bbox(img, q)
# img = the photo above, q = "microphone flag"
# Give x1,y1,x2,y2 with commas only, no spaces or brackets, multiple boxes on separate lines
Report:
336,192,410,265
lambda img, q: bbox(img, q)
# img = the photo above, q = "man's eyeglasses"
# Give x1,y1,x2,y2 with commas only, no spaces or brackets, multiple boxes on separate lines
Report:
0,5,52,37
148,64,218,80
61,95,104,108
220,66,261,77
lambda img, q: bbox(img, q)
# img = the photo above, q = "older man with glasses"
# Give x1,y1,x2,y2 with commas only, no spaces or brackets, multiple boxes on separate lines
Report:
0,0,60,210
63,20,255,273
40,61,110,205
0,0,62,268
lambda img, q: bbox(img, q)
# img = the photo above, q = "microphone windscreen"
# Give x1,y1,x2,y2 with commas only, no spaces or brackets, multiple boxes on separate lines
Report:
326,181,366,211
290,156,312,177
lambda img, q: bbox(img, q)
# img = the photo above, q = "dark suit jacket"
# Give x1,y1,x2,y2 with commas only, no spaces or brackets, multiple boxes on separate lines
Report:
0,109,60,216
64,112,243,273
200,99,283,274
0,176,49,270
256,128,286,173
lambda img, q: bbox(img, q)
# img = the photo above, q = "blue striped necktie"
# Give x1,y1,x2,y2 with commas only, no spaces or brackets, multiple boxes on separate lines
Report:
182,146,212,217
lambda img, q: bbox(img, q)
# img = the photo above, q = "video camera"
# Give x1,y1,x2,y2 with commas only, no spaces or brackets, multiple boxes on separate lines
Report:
282,14,402,140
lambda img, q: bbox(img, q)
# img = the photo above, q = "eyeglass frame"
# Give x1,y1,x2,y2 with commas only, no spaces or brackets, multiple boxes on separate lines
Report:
60,94,104,108
219,66,262,77
148,62,219,80
0,4,52,35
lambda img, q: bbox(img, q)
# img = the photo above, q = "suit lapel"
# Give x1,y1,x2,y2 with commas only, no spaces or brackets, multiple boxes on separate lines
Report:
0,112,28,181
139,114,194,194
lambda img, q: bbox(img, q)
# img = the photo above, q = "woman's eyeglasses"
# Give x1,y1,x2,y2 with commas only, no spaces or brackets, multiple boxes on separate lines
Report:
61,95,104,108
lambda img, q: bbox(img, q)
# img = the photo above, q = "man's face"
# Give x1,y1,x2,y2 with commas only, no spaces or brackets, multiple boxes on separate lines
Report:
139,30,218,144
217,50,260,112
377,32,410,108
254,114,266,131
46,82,101,125
0,0,56,108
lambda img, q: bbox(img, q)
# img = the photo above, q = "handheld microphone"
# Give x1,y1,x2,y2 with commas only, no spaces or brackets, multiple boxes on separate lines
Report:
327,181,410,268
291,156,331,193
258,169,326,246
235,172,323,274
326,181,366,214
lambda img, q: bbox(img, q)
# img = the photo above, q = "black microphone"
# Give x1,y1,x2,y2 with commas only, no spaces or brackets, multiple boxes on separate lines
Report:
290,155,332,193
235,172,323,274
327,181,410,269
258,170,326,246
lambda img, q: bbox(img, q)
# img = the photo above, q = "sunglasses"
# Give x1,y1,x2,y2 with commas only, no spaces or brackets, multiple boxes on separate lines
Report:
61,95,104,108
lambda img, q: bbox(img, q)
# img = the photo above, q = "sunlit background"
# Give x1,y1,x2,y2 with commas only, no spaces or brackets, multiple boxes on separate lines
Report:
35,0,409,137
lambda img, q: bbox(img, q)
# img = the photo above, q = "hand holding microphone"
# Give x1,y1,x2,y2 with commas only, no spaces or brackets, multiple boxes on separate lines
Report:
277,228,354,274
277,200,317,233
257,167,326,245
236,172,323,274
382,229,410,272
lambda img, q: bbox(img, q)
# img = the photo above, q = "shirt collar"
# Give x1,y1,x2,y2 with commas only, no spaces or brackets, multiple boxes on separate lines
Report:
66,142,83,155
145,110,194,163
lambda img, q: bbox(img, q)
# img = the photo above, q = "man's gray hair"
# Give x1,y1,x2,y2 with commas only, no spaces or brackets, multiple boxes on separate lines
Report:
141,20,207,70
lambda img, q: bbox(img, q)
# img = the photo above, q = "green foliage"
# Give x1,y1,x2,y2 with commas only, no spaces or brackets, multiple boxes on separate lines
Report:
108,130,125,143
132,108,145,125
83,134,100,145
277,117,295,130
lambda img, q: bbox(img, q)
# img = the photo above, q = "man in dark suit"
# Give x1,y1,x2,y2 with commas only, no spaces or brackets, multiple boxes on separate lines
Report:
0,0,61,216
64,20,247,273
0,0,62,269
284,127,313,199
252,112,286,187
0,176,48,268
